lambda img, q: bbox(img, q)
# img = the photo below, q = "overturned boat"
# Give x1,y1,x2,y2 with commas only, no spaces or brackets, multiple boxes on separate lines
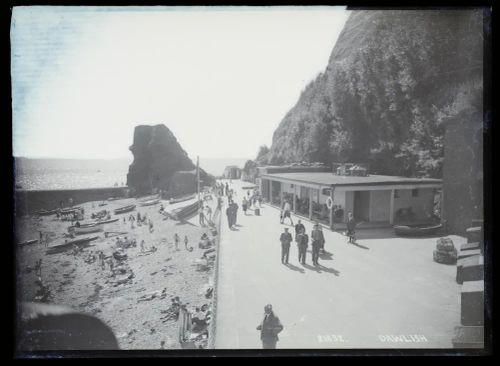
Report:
394,223,443,237
46,236,99,255
113,204,136,215
36,209,59,216
138,198,160,207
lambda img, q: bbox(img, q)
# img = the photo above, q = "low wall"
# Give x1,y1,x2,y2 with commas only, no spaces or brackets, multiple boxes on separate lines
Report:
14,187,128,217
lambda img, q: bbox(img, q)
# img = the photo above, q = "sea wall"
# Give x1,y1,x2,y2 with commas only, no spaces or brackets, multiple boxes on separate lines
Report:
14,187,128,217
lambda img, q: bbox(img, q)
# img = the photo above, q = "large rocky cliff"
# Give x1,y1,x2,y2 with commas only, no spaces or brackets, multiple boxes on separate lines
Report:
126,125,213,195
267,9,483,178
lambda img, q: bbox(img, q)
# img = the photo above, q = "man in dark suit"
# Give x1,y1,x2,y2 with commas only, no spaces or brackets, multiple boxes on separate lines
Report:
297,228,308,265
311,223,325,265
294,220,305,243
280,228,293,264
256,304,283,349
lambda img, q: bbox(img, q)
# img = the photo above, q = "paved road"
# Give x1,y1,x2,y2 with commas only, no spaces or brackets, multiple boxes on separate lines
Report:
215,179,462,349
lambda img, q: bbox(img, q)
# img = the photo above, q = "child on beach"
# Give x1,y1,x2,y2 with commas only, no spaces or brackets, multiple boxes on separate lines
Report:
174,233,180,250
140,240,145,252
149,219,154,233
184,235,191,251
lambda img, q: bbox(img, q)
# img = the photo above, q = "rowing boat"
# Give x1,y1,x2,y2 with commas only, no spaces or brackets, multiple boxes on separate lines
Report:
74,223,104,234
94,218,119,225
394,223,443,237
168,201,199,220
36,209,59,216
139,198,160,207
19,239,38,247
114,204,136,214
169,194,196,204
46,236,99,255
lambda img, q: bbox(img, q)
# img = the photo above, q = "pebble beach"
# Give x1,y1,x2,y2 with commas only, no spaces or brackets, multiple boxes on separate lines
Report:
16,195,219,349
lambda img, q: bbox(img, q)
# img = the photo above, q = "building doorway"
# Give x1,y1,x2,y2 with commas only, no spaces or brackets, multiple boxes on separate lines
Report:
354,191,370,222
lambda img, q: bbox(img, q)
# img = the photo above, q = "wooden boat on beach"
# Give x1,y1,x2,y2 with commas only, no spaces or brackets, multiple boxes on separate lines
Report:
139,198,160,207
94,218,119,225
73,223,104,235
19,239,38,247
169,194,196,204
36,209,59,216
46,236,99,255
394,223,443,237
168,201,199,220
114,204,136,215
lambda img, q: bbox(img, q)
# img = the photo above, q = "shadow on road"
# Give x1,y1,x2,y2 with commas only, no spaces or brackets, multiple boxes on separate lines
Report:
230,227,240,231
319,251,334,260
302,263,321,273
284,263,305,273
175,220,197,227
317,264,340,276
351,242,370,250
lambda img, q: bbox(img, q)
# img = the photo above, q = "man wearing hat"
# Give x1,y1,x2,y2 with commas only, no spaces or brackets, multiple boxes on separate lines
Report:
280,228,293,264
256,304,283,349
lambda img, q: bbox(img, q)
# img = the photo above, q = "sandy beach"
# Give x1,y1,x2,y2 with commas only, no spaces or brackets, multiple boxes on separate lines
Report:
16,195,219,350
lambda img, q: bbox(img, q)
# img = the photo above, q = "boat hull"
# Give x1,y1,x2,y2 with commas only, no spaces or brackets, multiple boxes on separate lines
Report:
394,224,443,237
46,236,99,254
114,205,136,214
139,199,160,207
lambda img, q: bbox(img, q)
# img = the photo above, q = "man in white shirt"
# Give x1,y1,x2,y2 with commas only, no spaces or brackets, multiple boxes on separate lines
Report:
280,200,294,226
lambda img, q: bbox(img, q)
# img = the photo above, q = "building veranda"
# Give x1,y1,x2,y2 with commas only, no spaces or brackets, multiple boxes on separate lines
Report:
258,164,442,230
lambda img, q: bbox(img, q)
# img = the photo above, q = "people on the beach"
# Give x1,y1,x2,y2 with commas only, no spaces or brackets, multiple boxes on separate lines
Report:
140,240,146,252
184,235,192,251
174,233,180,250
99,252,105,270
198,204,206,227
34,259,42,279
39,231,43,245
205,205,213,225
149,219,154,233
256,304,283,349
297,228,308,265
280,228,292,264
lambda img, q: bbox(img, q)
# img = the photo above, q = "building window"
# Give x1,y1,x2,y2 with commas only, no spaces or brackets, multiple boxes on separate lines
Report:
394,190,400,198
412,189,419,197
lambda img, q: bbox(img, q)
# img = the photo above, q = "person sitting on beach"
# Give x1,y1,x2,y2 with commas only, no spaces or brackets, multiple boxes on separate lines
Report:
34,259,42,279
159,204,165,213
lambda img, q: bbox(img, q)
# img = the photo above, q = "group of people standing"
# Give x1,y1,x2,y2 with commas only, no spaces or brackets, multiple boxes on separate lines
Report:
280,220,325,266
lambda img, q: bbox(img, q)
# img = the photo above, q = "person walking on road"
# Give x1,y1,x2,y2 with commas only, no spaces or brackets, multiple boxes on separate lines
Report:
311,223,324,265
280,200,294,226
280,228,293,264
242,198,248,215
226,202,234,229
231,201,239,226
256,304,283,349
297,228,309,265
347,212,357,244
294,220,305,243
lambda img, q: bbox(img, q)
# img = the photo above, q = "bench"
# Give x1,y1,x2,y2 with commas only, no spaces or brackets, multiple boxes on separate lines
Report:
458,248,482,260
466,227,483,244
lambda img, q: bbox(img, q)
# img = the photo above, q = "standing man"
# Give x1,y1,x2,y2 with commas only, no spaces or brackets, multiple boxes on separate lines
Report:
297,228,309,265
347,212,357,244
232,201,239,226
256,304,283,349
225,182,229,196
280,200,294,226
280,228,293,264
294,220,305,244
198,203,206,227
311,223,324,265
226,202,233,229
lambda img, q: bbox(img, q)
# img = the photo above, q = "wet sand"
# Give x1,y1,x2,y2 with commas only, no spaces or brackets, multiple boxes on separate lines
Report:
16,195,219,349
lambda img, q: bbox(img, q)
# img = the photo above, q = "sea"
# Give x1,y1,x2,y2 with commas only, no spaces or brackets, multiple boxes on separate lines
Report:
14,157,249,191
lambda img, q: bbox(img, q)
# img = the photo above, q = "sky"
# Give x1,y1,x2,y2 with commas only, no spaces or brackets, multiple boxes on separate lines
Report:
11,6,349,162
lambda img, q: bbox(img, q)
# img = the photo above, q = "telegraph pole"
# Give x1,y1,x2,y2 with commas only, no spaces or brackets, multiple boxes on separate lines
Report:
197,156,200,206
